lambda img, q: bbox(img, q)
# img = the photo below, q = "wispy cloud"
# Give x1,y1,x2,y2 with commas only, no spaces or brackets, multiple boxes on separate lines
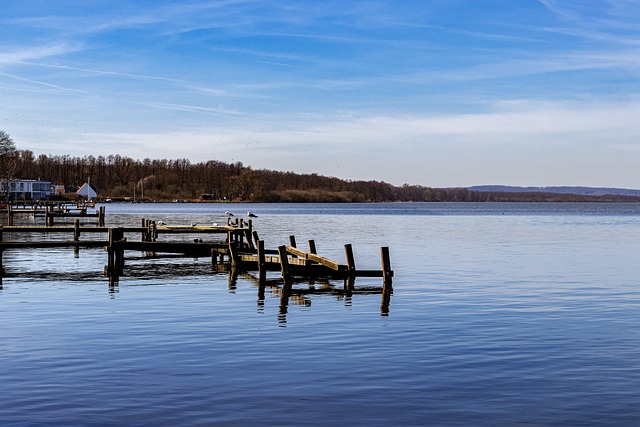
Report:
0,43,82,64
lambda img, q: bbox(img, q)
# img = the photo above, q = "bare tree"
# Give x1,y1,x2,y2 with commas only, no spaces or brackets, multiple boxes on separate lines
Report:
0,130,18,200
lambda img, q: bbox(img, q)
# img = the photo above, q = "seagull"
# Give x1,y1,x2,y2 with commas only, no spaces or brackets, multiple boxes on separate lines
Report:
225,211,234,216
247,211,258,218
212,222,219,227
157,221,166,226
191,222,197,227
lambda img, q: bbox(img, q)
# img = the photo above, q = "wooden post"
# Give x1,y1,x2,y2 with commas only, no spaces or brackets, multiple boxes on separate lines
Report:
381,246,392,292
289,235,297,248
73,219,81,241
210,248,219,267
115,227,125,275
0,227,4,278
73,219,81,254
380,289,391,316
107,227,115,276
344,244,356,272
257,239,266,284
344,243,356,292
228,241,239,273
141,218,147,241
107,227,125,276
308,239,317,255
8,205,13,226
278,245,291,284
98,206,106,227
252,231,260,248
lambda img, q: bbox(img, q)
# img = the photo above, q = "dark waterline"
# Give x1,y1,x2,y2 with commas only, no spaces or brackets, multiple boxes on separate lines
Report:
0,203,638,426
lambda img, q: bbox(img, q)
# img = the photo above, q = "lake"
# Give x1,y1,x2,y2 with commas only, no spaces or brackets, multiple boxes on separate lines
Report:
1,202,639,426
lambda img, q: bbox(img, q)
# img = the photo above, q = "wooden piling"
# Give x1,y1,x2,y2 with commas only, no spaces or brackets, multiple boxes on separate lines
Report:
0,227,4,277
278,245,292,284
98,206,105,227
228,241,239,273
73,219,80,254
381,246,393,293
74,219,81,241
308,239,317,255
344,244,356,272
257,239,266,283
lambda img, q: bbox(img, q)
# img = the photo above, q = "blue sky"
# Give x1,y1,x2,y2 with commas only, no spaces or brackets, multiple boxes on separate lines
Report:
1,0,639,188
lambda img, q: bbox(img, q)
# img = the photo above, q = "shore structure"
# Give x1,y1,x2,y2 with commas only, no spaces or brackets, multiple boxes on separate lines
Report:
0,207,394,314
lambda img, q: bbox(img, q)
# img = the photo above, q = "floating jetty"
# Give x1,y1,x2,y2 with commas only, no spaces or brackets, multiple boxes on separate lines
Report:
0,212,394,313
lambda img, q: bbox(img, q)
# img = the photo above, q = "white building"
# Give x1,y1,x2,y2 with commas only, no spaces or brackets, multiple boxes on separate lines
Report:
0,179,51,201
76,183,97,200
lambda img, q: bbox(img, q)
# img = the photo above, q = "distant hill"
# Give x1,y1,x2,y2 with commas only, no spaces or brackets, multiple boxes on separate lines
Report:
467,186,640,197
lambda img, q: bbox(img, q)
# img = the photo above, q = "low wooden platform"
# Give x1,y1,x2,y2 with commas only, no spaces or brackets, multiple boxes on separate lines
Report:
0,218,393,297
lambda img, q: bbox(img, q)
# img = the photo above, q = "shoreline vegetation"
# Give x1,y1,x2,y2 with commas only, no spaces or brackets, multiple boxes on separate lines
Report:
10,151,640,203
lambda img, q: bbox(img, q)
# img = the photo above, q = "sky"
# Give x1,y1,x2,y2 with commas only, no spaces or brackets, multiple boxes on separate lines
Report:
1,0,639,188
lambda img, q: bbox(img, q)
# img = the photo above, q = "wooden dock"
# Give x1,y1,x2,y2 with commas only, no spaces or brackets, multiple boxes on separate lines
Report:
1,201,105,226
0,215,394,314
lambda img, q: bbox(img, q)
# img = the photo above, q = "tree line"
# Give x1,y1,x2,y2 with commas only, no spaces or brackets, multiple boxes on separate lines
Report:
2,132,638,203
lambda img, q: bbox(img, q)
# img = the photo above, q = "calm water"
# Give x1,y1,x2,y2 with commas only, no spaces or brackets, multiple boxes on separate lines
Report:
1,202,638,426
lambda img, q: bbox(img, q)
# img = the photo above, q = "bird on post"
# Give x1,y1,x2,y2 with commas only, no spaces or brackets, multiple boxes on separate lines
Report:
225,211,234,217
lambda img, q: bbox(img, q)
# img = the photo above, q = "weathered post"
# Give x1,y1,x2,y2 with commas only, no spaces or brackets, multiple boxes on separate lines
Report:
308,239,317,255
228,240,239,274
344,243,356,292
0,226,4,278
114,227,125,275
98,206,106,227
277,245,292,284
141,218,147,241
74,219,81,241
107,227,115,276
381,246,393,292
257,239,266,284
73,218,81,255
344,244,356,271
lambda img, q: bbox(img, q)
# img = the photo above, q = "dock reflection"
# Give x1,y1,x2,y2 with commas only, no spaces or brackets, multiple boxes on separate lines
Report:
240,271,392,323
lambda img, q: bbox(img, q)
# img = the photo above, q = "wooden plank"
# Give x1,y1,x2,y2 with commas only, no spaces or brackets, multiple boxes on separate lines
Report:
112,241,229,255
285,246,344,271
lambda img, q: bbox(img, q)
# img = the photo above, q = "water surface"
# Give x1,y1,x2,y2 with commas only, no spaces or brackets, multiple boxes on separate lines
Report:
1,203,638,426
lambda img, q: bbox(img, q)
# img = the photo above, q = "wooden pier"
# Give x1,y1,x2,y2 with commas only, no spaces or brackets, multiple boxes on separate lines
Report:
1,201,105,226
0,215,394,314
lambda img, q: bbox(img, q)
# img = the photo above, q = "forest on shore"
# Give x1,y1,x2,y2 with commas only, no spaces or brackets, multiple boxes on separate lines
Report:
8,150,640,203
